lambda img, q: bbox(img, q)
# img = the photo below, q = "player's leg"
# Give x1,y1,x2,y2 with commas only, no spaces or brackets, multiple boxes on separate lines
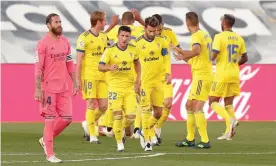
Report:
109,90,124,152
53,90,72,138
155,84,173,142
103,108,115,137
39,91,62,162
123,90,137,137
140,87,152,150
192,80,211,148
149,86,164,146
132,94,141,139
209,82,234,140
97,80,108,119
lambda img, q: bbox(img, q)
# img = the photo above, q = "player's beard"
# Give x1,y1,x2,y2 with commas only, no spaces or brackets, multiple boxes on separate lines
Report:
51,26,63,36
145,33,154,40
221,24,224,31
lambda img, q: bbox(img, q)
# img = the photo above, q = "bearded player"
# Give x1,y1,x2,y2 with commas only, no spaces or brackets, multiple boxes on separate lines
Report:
209,14,247,140
99,25,141,152
76,11,108,144
35,13,77,163
135,16,171,151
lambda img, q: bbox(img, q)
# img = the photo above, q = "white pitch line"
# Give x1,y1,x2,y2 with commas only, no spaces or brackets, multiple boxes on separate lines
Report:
1,153,165,164
2,152,276,156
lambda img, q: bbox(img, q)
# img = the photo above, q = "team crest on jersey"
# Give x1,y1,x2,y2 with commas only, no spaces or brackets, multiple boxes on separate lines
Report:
97,46,101,51
150,51,155,56
122,61,127,66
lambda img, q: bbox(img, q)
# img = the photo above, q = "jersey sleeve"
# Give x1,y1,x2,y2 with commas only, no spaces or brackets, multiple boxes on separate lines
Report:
161,38,171,74
76,34,86,53
212,34,221,53
191,33,201,48
134,47,139,61
99,48,111,65
35,40,45,77
65,39,75,73
169,30,179,47
240,37,247,56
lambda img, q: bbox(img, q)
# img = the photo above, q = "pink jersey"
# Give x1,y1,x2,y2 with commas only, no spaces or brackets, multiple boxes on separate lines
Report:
35,34,75,93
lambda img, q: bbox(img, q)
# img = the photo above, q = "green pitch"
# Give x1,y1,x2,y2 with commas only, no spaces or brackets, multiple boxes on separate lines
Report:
2,122,276,166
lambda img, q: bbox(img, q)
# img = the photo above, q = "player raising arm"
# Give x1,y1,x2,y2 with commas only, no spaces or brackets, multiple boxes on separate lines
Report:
209,14,248,140
173,12,212,148
135,16,171,151
99,26,141,152
35,13,77,163
76,11,108,144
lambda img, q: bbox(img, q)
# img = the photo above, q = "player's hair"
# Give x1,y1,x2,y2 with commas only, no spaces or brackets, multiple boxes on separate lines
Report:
118,25,132,35
45,13,59,24
90,11,106,27
224,14,236,27
152,14,163,24
145,16,159,28
185,12,199,26
122,11,135,22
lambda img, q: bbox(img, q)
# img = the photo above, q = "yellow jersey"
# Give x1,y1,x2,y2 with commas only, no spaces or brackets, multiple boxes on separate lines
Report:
135,35,170,86
99,43,139,89
188,30,213,81
160,27,179,75
76,30,108,80
107,25,144,45
212,31,247,83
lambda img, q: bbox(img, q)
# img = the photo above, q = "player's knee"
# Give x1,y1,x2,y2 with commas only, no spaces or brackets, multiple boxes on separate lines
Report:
164,102,172,110
185,101,193,111
99,105,108,112
153,111,162,119
87,100,97,109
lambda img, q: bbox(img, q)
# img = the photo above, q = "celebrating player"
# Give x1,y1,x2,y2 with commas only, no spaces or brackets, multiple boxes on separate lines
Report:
99,25,141,152
35,13,77,163
209,14,247,140
76,11,108,144
173,12,212,148
148,14,179,145
135,16,171,151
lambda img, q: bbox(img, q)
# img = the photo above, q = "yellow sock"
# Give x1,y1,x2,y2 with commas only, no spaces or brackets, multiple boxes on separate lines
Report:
86,109,96,136
134,104,141,129
113,114,123,143
141,106,151,142
106,109,114,128
225,105,235,118
102,112,108,127
94,109,103,121
186,110,196,141
156,107,170,129
224,105,235,134
194,111,209,143
211,102,231,133
149,116,158,138
123,117,134,128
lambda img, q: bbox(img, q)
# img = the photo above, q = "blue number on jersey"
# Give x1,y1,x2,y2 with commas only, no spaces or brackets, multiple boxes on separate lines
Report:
227,44,238,63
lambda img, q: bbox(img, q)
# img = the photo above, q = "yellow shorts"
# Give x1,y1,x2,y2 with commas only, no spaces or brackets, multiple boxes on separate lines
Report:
164,84,173,99
141,85,164,107
108,88,137,115
82,79,108,99
209,82,240,98
188,79,212,102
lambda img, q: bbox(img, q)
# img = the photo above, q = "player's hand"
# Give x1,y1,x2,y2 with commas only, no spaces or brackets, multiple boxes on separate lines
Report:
134,77,141,93
109,64,119,71
72,84,78,96
165,73,172,84
131,9,142,21
110,15,120,26
34,89,43,102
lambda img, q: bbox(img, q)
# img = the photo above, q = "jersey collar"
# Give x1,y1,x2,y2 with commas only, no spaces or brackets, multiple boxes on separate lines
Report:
116,43,128,51
89,30,99,37
142,35,154,42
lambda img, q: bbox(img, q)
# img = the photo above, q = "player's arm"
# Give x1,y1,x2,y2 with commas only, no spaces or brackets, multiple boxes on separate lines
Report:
238,38,248,65
131,9,145,26
211,34,221,61
105,15,120,33
161,40,171,84
134,51,141,93
98,49,118,72
66,41,78,95
34,41,45,102
76,35,86,90
170,30,180,48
